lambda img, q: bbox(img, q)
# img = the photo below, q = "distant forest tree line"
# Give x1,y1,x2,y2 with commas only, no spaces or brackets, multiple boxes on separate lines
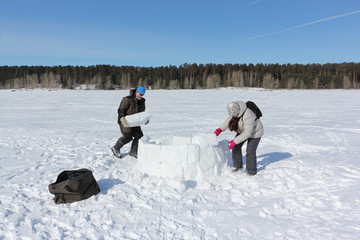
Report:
1,62,359,90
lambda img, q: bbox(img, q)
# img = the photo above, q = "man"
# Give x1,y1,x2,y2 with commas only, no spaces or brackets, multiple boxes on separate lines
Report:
111,86,146,158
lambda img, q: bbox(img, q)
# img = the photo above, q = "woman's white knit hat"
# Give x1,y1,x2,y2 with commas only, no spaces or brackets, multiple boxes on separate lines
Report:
227,102,240,117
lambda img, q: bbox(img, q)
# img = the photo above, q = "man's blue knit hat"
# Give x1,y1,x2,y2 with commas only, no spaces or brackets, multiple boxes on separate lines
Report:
136,86,145,95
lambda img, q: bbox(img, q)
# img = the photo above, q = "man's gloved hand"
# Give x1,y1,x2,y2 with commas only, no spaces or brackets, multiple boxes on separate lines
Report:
120,117,129,128
228,140,236,149
214,128,222,136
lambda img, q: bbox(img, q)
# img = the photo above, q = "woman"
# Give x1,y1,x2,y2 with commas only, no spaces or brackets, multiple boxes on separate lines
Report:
214,101,264,175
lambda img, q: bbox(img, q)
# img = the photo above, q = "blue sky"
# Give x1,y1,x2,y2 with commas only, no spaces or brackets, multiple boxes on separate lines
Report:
1,0,359,67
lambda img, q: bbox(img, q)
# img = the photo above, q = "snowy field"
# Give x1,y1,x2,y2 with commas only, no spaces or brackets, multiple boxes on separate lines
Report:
1,88,360,240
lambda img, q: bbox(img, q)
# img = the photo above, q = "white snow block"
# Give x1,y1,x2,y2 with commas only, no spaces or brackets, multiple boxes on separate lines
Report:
125,111,151,127
135,134,230,185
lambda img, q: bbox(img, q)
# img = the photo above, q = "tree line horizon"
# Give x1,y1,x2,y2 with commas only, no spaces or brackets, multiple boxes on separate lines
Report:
1,62,359,90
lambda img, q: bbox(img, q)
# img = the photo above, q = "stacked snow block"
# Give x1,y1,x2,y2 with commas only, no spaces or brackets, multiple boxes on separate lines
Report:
136,134,230,184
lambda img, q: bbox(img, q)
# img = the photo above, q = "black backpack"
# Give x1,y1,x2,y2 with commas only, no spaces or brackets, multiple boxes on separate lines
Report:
246,101,262,119
49,169,100,204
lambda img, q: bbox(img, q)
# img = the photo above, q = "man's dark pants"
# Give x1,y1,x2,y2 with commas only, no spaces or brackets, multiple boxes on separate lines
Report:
114,124,143,155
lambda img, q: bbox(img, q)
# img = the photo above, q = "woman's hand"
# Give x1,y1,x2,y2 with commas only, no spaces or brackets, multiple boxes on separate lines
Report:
228,140,236,149
214,128,222,136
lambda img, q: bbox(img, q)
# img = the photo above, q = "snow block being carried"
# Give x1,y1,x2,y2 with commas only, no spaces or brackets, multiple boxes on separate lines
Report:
125,111,151,127
135,134,230,185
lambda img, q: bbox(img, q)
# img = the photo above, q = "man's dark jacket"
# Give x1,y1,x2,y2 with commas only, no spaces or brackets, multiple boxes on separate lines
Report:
117,89,146,125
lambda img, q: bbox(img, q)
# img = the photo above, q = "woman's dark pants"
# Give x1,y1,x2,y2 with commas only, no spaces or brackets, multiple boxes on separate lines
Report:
232,136,261,175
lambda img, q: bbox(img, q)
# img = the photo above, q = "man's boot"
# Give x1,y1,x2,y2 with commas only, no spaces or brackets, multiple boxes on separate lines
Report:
129,138,139,158
112,140,124,158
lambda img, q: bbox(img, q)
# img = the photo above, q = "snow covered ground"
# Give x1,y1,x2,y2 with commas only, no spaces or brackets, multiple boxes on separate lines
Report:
1,88,359,239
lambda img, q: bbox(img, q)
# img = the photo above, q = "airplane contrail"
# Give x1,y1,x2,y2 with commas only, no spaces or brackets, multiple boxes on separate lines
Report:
248,0,262,6
236,9,360,43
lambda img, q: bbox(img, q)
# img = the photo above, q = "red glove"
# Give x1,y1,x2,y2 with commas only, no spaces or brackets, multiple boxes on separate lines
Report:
228,140,236,149
214,128,222,136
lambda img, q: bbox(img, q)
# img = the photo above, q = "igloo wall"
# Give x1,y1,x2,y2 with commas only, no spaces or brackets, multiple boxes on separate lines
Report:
135,134,230,184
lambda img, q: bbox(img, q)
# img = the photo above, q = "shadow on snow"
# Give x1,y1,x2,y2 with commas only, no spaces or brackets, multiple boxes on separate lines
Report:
97,178,125,194
257,152,293,172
